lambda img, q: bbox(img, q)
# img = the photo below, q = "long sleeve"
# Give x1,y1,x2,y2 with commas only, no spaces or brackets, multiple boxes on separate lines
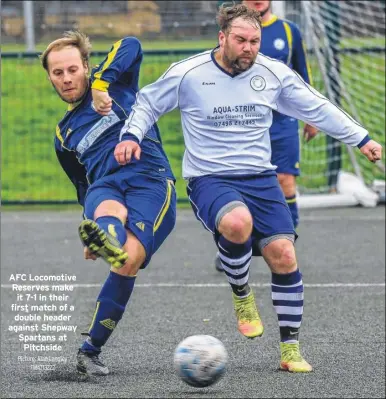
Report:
91,37,142,91
55,141,89,207
120,63,182,142
291,23,313,85
276,68,369,146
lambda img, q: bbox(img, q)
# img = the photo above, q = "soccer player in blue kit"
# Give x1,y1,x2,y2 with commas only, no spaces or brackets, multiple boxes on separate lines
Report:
40,31,176,379
214,0,317,271
115,4,382,372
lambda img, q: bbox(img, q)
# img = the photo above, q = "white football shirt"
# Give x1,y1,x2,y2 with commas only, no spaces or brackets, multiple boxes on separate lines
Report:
121,49,369,178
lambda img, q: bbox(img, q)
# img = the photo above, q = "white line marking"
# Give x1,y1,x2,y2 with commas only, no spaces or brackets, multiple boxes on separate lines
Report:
1,283,384,289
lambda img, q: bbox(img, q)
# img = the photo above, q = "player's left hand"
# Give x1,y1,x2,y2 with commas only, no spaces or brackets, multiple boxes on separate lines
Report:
92,89,112,116
303,124,318,143
360,139,383,163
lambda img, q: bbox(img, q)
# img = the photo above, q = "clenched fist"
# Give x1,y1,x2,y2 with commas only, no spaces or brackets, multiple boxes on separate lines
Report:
360,139,383,163
92,89,112,116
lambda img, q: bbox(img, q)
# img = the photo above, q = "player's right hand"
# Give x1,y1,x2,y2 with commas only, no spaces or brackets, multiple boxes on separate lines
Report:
360,139,383,163
114,140,142,165
92,88,112,116
84,247,98,261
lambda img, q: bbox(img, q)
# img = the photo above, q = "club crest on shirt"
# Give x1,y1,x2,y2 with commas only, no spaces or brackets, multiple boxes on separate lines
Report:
250,76,266,91
274,38,285,50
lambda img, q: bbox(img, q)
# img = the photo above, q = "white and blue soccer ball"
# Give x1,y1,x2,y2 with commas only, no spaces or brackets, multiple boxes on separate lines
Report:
174,335,228,388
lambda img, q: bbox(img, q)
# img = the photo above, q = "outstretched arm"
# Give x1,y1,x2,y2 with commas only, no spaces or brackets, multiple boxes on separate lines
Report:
276,68,383,162
114,63,182,165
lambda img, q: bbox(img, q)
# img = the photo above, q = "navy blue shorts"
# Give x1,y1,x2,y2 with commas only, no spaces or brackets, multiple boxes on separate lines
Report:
84,172,176,268
270,121,300,176
187,172,295,256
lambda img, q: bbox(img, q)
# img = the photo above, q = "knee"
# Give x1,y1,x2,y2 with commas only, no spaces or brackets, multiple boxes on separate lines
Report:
263,239,297,273
114,260,140,277
114,254,143,277
94,200,128,224
218,207,253,244
280,245,297,269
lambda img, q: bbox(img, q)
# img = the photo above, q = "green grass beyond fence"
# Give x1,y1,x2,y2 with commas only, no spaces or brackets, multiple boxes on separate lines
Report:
2,42,385,204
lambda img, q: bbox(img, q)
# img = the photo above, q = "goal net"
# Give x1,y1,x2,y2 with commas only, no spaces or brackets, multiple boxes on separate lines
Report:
284,0,385,207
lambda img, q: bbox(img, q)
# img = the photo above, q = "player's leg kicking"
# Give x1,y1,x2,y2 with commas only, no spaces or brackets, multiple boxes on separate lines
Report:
189,173,312,372
187,176,263,339
76,174,176,380
215,204,264,338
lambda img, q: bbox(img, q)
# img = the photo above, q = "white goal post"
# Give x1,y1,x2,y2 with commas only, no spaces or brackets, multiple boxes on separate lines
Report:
275,0,385,208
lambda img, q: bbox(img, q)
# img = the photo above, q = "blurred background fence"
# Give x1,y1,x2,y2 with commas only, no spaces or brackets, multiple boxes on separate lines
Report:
1,1,385,204
1,0,220,46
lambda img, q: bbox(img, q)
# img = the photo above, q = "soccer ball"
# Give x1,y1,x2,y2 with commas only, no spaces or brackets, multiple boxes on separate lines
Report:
174,335,228,388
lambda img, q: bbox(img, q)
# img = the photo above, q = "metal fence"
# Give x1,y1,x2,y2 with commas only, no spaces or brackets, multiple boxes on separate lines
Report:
1,0,220,46
3,1,384,48
2,1,384,205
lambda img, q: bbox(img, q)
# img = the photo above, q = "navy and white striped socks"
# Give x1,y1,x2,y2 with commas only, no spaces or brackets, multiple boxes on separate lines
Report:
271,269,304,343
217,236,252,297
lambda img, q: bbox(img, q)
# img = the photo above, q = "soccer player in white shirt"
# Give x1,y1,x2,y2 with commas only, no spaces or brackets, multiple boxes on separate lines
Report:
214,0,318,273
115,4,382,372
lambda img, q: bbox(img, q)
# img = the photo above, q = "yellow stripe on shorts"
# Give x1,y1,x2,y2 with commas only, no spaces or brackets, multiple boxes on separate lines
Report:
153,180,173,233
88,301,100,333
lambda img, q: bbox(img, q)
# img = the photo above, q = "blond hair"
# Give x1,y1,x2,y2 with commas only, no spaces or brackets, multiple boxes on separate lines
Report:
40,31,92,71
216,3,262,34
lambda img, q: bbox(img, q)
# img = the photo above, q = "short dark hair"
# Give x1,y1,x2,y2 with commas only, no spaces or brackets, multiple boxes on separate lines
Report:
216,3,262,34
